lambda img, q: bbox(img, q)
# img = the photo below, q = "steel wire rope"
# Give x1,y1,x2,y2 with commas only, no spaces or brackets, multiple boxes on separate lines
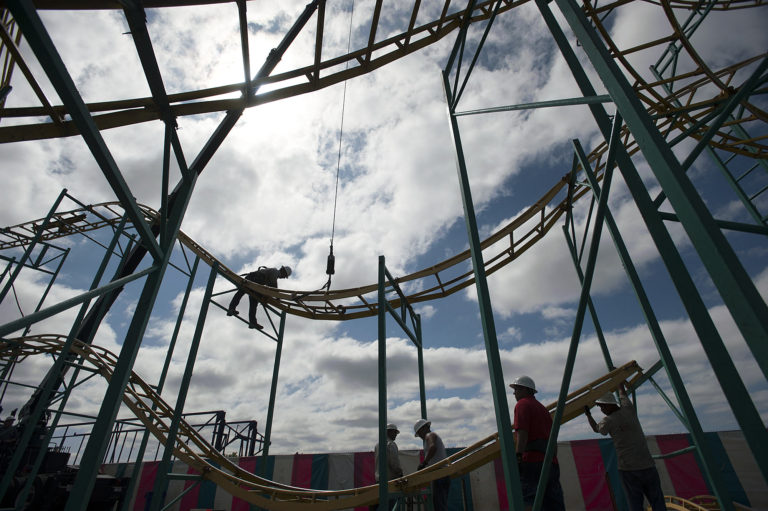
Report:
327,0,356,288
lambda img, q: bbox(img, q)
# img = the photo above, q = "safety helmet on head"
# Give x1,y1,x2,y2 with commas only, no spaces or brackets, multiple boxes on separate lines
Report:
280,265,292,277
386,423,399,433
509,375,537,393
413,419,431,436
595,393,618,405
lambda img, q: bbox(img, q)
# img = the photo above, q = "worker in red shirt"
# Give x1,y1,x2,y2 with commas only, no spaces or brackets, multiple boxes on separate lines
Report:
510,376,565,510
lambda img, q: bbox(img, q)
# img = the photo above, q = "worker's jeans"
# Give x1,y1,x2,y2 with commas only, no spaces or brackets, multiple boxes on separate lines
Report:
619,467,666,511
431,476,450,511
519,461,565,511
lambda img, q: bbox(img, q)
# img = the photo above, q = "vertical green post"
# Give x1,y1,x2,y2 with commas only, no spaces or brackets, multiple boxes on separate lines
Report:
120,256,199,511
534,113,621,511
259,310,287,477
377,256,389,509
442,71,522,511
416,314,427,420
148,262,218,511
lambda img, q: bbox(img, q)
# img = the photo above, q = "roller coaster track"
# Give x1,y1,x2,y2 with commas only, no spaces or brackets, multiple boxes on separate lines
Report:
0,335,644,509
663,495,754,510
0,0,766,159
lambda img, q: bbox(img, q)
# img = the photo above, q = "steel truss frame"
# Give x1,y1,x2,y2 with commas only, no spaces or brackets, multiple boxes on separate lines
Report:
443,0,768,510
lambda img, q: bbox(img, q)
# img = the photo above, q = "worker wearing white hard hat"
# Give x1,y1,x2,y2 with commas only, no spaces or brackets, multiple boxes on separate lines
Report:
413,419,450,511
584,382,665,511
509,376,566,510
373,422,403,509
227,265,292,330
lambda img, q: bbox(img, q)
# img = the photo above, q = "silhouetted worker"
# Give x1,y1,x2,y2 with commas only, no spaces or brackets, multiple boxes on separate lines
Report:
510,376,565,511
414,419,450,511
372,423,404,511
584,382,665,511
227,265,291,329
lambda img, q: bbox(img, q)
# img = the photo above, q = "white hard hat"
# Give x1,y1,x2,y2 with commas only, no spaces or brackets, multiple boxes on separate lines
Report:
413,419,431,436
386,423,399,432
509,375,537,393
280,265,292,277
596,393,618,405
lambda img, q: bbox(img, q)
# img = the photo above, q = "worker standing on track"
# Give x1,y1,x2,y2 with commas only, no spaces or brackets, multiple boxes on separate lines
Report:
227,265,291,330
371,423,404,511
584,381,665,511
509,375,565,511
414,419,450,511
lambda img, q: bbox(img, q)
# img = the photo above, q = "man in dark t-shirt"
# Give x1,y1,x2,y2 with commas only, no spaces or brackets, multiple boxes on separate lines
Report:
227,265,291,329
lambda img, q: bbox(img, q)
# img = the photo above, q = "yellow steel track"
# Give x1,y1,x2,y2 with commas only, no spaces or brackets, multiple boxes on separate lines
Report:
0,335,643,509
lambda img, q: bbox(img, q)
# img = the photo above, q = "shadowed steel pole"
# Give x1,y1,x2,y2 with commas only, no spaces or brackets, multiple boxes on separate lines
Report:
442,70,522,511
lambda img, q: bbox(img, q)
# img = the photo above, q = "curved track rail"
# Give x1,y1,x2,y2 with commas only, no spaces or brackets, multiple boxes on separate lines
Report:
0,335,643,509
0,171,569,321
0,0,766,160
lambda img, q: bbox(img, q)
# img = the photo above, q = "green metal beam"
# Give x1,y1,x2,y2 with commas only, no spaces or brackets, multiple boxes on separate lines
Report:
552,0,768,381
0,264,158,338
377,255,389,508
148,263,217,511
454,95,612,117
258,310,287,477
536,113,622,511
442,69,522,511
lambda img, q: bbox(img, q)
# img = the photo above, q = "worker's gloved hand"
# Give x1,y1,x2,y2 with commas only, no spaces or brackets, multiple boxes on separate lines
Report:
584,405,591,415
417,462,426,470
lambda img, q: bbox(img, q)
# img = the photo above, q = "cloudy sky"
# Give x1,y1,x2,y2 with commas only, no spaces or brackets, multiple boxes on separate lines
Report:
1,0,767,461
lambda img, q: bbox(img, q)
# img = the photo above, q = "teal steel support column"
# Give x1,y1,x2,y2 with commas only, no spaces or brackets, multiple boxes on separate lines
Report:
0,188,66,304
552,0,768,378
561,226,614,371
536,0,767,497
22,246,69,336
574,138,732,500
0,265,157,338
377,255,389,508
120,256,201,511
148,262,217,511
442,71,521,511
259,310,287,477
535,113,621,511
416,315,427,420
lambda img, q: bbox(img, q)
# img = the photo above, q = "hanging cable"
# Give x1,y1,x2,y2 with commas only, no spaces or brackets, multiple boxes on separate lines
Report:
323,0,355,292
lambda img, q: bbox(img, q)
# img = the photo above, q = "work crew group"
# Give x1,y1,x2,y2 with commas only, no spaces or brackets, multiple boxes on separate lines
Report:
373,376,662,511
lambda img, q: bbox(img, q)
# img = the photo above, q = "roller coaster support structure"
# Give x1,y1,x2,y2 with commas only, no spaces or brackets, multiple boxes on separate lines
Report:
147,263,218,511
442,7,522,504
566,133,736,508
536,0,768,504
258,307,288,477
377,255,427,508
